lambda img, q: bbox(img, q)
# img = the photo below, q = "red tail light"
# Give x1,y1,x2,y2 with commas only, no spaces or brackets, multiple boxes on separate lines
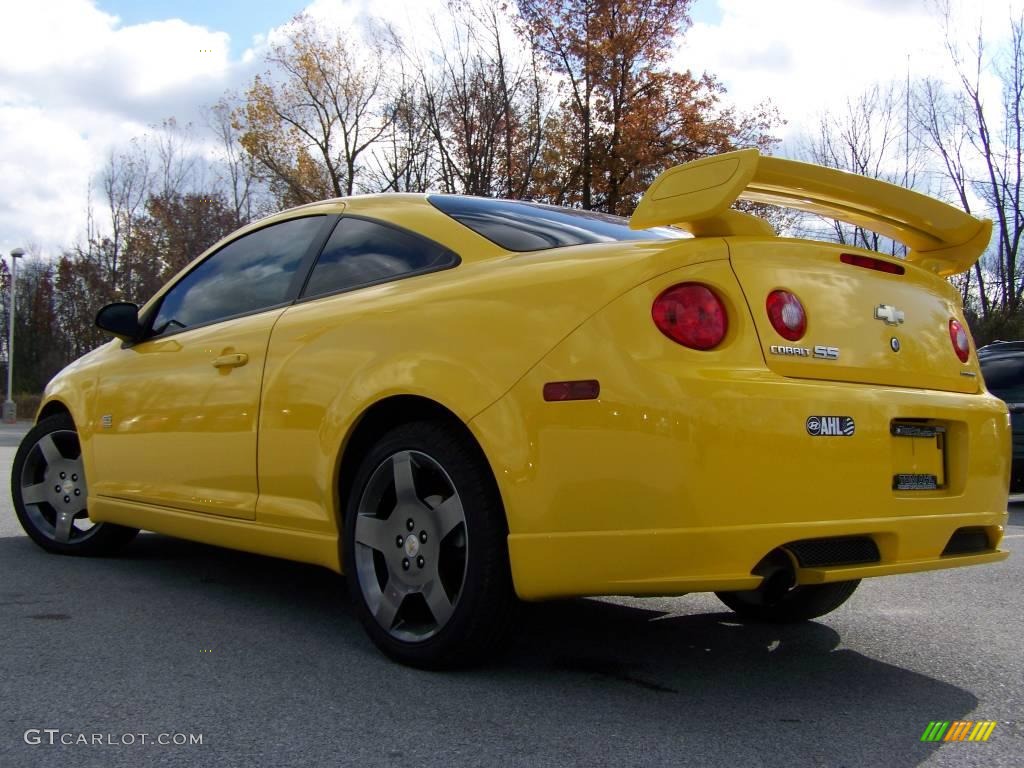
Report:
766,290,807,341
840,253,906,275
652,283,728,350
949,318,970,362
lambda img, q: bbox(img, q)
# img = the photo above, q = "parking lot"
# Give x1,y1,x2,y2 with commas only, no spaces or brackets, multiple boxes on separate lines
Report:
0,420,1020,767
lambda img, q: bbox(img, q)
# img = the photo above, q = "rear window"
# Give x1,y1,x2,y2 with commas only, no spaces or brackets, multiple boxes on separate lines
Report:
428,195,685,252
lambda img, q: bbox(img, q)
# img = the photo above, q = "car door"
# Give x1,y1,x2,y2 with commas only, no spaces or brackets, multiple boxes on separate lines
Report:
255,215,460,529
89,214,334,520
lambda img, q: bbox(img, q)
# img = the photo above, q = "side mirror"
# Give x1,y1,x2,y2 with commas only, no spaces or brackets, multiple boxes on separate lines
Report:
95,302,142,341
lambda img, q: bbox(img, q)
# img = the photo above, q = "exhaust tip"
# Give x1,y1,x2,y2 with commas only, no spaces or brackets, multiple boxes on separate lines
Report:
752,549,797,603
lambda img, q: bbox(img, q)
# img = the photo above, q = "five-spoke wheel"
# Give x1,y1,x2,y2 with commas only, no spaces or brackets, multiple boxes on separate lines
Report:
353,450,468,641
12,413,138,555
344,420,515,668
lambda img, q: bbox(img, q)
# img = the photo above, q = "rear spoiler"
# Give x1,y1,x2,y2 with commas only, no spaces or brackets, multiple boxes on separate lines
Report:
630,148,991,276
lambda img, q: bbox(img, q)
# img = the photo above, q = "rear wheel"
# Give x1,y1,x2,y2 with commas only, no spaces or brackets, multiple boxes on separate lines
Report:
12,414,138,555
343,420,515,668
715,580,860,623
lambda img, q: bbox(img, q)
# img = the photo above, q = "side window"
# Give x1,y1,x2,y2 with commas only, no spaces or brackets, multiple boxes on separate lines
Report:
151,216,325,335
301,217,456,299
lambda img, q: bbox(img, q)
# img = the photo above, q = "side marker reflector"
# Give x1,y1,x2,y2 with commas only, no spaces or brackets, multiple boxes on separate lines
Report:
543,380,601,402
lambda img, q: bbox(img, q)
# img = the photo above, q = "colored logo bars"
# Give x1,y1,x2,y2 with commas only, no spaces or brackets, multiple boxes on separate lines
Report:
920,721,997,742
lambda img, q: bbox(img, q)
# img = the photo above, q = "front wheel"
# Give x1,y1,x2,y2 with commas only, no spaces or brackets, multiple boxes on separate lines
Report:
11,413,138,556
343,420,516,668
715,580,860,623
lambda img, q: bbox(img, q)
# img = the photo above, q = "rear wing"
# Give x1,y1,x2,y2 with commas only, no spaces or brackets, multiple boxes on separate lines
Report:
630,148,991,276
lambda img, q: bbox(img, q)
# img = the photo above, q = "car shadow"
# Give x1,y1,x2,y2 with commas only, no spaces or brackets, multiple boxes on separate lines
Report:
0,532,980,767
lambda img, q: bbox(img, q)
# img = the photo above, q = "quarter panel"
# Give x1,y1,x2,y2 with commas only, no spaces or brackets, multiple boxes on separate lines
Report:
471,259,1010,536
254,238,731,535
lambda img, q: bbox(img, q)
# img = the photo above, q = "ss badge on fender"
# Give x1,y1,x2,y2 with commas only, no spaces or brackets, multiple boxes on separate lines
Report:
806,416,855,437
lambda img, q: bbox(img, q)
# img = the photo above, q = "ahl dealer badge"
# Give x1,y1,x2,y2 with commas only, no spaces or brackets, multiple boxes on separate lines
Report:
806,416,855,437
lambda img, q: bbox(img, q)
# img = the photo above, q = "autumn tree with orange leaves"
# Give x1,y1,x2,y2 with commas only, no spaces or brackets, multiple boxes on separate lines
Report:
239,14,396,206
517,0,777,215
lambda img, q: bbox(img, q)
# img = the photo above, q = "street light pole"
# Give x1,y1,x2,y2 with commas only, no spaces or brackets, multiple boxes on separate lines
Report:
4,247,24,424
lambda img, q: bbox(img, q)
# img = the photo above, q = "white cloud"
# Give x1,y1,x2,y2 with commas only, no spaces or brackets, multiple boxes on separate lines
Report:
0,105,95,252
0,0,239,259
676,0,1024,145
245,0,451,61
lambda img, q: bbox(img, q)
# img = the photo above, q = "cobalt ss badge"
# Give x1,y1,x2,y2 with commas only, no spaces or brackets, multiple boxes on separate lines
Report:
770,345,840,360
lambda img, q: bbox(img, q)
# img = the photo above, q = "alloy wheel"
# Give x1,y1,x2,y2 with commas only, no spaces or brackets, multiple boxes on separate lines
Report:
353,450,468,642
19,429,97,544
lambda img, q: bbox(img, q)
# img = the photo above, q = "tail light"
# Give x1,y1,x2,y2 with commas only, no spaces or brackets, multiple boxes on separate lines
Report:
766,290,807,341
652,283,728,350
949,318,970,362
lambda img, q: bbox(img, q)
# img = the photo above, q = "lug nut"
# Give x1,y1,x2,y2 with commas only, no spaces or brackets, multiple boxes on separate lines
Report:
402,558,410,570
74,489,81,496
406,519,414,531
420,531,427,543
63,496,70,504
60,472,66,480
71,474,78,482
417,556,425,568
54,485,61,492
396,535,404,548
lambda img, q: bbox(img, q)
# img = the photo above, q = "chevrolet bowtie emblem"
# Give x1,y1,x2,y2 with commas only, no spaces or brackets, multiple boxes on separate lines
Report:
875,304,905,325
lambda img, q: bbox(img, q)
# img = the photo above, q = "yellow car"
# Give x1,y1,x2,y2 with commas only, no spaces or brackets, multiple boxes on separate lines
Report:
12,149,1010,668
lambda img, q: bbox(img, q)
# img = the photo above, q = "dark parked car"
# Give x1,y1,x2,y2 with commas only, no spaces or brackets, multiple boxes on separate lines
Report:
979,341,1024,493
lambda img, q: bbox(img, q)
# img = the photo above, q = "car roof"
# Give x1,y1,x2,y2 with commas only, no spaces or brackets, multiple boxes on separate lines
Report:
978,340,1024,360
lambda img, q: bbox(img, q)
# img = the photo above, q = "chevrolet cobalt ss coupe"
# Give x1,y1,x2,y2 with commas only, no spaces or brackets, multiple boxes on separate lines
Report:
12,149,1010,667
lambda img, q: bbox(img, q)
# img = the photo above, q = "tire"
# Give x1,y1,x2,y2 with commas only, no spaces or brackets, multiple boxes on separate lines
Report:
715,580,860,623
11,413,138,556
343,419,516,668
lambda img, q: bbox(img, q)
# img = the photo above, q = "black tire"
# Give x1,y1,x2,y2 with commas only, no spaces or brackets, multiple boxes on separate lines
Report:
343,419,516,668
11,413,138,556
715,580,860,623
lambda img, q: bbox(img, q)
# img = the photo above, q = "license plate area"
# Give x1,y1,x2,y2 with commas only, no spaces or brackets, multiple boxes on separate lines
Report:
891,421,946,491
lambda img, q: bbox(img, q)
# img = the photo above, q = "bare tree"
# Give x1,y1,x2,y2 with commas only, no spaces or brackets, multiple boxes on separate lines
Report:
910,4,1024,318
208,96,262,223
153,117,198,199
100,139,152,296
412,0,551,198
800,83,922,254
239,14,397,205
913,77,990,313
365,69,437,193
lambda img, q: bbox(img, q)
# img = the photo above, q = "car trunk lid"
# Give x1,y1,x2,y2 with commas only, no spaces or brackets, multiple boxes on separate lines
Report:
729,239,980,394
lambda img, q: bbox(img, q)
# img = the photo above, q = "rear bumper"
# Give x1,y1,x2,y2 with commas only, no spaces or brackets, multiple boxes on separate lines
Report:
469,259,1013,601
507,515,1008,599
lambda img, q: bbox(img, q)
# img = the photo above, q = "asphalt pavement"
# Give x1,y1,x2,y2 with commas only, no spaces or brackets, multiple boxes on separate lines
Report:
0,419,1021,767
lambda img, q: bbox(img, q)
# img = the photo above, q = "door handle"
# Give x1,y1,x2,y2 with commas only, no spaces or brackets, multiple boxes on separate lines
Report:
212,353,249,369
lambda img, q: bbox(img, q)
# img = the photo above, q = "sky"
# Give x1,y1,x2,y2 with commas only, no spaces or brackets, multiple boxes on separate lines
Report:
0,0,1020,259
